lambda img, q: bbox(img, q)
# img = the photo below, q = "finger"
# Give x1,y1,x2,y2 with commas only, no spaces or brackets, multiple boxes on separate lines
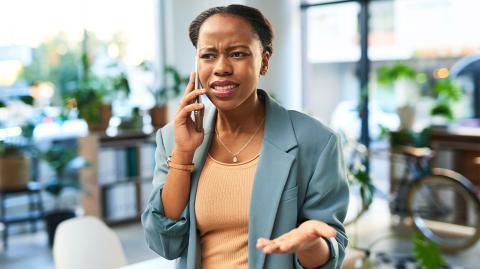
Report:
182,72,196,97
258,242,277,253
176,103,204,120
180,89,206,108
262,241,280,254
278,232,310,253
256,238,271,248
275,240,295,253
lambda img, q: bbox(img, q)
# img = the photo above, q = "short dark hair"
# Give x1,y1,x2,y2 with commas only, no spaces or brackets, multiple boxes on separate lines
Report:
188,4,274,55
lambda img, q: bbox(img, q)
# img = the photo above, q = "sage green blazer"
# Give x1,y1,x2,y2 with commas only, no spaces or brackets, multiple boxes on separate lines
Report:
142,89,349,269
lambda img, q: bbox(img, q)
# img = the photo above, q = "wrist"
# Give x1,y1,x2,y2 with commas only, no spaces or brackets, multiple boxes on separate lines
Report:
172,148,195,164
296,237,330,268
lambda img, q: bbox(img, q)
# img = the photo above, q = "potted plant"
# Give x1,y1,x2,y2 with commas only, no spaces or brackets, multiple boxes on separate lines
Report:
377,63,422,131
39,145,89,246
67,77,109,132
0,96,36,190
138,62,188,129
0,142,31,190
429,78,463,126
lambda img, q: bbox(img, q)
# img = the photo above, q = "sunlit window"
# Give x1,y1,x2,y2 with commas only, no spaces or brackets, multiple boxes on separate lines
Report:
0,0,157,108
303,0,480,139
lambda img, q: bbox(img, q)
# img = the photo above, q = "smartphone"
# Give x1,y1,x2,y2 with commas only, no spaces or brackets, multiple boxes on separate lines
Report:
193,56,203,132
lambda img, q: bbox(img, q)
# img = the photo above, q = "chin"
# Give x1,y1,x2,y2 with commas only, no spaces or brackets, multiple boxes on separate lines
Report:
210,99,242,112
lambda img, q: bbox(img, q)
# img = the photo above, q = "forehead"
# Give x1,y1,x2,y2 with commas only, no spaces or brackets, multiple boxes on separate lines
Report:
197,14,260,48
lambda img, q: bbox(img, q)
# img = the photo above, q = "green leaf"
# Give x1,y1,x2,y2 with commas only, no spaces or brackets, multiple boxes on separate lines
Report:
433,78,462,102
377,63,418,85
413,233,445,269
431,103,454,120
19,95,34,105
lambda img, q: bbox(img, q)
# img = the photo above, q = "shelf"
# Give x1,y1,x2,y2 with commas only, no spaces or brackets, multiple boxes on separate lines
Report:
0,182,42,194
105,215,141,226
1,211,44,224
78,133,156,223
99,177,139,188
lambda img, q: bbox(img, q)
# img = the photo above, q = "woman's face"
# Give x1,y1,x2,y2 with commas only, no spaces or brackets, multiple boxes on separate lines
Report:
197,14,269,112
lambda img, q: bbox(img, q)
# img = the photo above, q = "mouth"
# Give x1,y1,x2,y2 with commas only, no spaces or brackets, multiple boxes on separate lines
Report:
209,80,239,98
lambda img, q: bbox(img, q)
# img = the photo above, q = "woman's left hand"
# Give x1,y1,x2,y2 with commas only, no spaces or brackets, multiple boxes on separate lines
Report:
256,220,336,254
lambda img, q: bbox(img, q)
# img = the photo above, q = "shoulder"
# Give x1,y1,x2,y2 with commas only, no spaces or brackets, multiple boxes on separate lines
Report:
156,121,175,150
287,110,338,152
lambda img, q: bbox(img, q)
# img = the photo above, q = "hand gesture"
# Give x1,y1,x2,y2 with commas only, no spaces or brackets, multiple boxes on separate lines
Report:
256,220,336,255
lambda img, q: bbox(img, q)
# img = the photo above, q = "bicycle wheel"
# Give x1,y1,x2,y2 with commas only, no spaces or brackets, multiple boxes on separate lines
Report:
407,168,480,252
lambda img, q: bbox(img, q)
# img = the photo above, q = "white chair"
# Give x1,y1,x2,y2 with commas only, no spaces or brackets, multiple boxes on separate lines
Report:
53,216,127,269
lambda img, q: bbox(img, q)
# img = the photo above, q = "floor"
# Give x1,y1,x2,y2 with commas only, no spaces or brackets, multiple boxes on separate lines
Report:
1,157,479,269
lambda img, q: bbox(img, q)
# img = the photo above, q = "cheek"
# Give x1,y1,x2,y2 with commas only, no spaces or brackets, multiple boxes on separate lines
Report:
199,67,213,88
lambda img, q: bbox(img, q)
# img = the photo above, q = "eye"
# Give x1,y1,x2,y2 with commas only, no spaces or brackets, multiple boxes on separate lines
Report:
200,53,216,60
231,51,248,58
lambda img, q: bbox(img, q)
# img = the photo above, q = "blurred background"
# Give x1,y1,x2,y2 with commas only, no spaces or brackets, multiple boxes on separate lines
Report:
1,0,479,268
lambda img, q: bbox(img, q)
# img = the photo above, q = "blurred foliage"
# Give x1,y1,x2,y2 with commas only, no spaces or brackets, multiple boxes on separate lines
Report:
377,62,465,126
413,233,445,269
350,168,375,208
430,78,463,120
19,95,34,106
384,127,432,148
343,137,376,211
18,31,130,124
18,33,81,104
39,145,90,197
377,63,419,85
139,61,189,105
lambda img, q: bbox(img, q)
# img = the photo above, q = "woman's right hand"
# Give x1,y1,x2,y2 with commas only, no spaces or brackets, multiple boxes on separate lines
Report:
173,72,206,158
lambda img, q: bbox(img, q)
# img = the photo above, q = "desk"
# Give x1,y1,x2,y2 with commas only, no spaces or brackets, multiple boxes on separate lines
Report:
116,257,175,269
430,126,480,186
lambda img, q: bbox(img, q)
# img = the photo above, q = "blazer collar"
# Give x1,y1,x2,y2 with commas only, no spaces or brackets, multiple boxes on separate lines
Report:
202,89,297,152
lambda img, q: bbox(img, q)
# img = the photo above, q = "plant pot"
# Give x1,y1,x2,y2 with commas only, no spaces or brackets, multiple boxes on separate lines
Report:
88,104,112,132
44,210,76,247
0,153,30,190
150,105,168,129
397,105,415,131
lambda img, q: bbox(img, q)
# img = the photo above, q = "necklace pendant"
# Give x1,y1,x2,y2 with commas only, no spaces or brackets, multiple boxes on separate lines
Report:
233,155,238,163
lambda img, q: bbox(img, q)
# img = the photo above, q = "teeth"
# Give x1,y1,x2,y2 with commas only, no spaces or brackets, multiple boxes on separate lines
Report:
213,84,237,91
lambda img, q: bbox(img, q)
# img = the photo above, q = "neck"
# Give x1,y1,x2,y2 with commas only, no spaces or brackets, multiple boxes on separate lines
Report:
215,90,265,136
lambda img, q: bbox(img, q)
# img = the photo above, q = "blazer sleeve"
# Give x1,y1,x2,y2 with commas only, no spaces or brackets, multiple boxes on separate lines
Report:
141,128,190,260
295,134,349,269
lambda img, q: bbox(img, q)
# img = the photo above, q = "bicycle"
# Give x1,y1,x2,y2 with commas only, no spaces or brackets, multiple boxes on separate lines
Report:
342,134,480,252
393,145,480,252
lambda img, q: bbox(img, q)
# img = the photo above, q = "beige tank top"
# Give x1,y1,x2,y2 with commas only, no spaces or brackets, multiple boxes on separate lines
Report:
195,153,259,269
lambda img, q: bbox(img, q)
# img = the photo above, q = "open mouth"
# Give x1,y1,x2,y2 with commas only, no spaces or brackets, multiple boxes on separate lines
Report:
210,81,239,98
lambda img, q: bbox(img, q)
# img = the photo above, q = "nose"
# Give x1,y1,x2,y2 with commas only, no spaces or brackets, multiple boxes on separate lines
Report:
213,55,233,76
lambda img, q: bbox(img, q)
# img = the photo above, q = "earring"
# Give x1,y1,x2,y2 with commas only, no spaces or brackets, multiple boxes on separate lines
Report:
260,66,268,75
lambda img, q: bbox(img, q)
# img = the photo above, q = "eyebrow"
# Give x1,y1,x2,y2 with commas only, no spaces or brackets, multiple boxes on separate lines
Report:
199,45,251,52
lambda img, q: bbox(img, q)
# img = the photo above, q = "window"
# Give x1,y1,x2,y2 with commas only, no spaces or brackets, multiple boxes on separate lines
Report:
0,0,157,109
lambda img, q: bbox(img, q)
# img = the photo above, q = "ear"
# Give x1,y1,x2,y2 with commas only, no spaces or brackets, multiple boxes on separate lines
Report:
260,51,271,76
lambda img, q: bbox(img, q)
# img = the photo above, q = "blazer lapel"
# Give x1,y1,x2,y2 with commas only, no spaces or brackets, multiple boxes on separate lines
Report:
187,105,216,269
248,90,298,269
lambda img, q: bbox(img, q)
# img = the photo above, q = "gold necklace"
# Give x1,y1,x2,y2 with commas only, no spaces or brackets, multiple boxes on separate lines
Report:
214,117,265,163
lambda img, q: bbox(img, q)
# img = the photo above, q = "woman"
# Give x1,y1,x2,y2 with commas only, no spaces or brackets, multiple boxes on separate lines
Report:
142,4,349,269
